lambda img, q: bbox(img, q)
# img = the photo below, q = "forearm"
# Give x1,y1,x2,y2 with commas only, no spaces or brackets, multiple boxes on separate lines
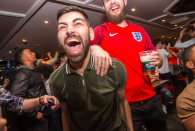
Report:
120,99,134,131
159,56,163,68
62,112,70,131
171,51,178,57
22,98,41,112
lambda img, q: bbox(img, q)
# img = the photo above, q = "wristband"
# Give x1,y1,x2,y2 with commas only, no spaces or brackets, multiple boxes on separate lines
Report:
39,96,44,105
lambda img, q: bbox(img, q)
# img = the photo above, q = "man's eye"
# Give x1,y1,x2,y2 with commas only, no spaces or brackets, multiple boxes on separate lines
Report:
59,26,65,30
75,23,81,26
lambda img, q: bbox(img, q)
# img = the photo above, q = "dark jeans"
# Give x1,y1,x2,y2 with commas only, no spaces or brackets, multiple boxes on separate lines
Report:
154,86,172,105
51,109,62,131
129,95,168,131
173,65,179,71
159,72,173,86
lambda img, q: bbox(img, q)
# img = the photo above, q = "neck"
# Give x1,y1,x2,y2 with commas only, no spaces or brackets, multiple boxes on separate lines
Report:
43,79,47,84
69,51,91,76
23,62,35,68
116,19,128,27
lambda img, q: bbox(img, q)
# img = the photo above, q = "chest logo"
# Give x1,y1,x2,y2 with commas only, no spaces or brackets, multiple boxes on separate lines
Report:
132,32,142,42
110,33,118,36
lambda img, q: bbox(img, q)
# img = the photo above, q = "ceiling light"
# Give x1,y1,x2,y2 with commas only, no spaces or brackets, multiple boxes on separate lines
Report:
131,8,135,12
175,38,177,39
180,27,183,29
162,20,165,22
169,16,189,24
175,25,177,26
45,21,48,24
162,36,164,38
23,39,26,42
169,37,171,39
0,60,2,61
9,51,12,53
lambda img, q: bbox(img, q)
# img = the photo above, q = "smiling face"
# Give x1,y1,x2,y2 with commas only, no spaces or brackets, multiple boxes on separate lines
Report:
103,0,127,24
57,11,94,63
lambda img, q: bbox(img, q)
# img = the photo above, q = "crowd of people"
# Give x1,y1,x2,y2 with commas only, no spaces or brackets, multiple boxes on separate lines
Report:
0,0,195,131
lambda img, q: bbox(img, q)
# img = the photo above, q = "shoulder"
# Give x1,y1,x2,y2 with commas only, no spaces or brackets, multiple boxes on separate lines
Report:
49,62,67,85
177,81,195,108
110,58,126,73
94,22,108,31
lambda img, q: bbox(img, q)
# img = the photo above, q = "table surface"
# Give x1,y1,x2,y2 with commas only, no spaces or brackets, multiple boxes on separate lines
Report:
171,70,180,76
152,80,169,88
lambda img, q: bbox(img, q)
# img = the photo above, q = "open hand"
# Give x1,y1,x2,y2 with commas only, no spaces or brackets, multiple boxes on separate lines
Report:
91,45,112,76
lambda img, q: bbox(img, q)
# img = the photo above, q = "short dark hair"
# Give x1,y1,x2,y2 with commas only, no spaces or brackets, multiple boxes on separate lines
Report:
152,39,161,48
36,64,54,80
14,48,27,65
182,44,195,66
58,52,66,61
35,53,42,59
57,6,90,27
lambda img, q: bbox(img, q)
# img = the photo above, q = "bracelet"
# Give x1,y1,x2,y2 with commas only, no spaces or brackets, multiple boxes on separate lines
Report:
39,96,44,105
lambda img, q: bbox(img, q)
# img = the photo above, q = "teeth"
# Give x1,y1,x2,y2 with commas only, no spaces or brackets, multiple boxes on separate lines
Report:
112,7,118,10
67,39,79,43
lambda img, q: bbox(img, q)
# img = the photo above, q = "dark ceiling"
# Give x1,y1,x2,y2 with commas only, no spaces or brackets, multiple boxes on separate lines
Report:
0,0,194,71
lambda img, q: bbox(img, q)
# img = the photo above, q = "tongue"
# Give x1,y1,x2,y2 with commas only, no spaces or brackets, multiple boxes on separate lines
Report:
69,44,81,54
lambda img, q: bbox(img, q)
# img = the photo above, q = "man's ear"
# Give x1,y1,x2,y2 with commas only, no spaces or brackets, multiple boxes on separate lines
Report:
186,61,195,69
21,56,26,61
89,27,94,41
124,0,127,6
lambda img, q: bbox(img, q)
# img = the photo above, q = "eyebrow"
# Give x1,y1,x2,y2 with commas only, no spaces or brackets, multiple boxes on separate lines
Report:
73,18,84,23
58,18,84,26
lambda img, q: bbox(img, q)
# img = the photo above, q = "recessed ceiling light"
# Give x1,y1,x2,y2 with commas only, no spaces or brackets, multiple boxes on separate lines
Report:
23,39,26,42
169,37,171,38
175,38,177,39
162,20,165,22
45,21,48,24
180,27,183,29
131,8,135,12
162,36,164,38
9,51,12,53
175,25,177,26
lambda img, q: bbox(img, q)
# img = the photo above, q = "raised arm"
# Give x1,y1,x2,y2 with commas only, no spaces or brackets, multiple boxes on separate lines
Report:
166,43,173,58
117,89,134,131
61,104,71,131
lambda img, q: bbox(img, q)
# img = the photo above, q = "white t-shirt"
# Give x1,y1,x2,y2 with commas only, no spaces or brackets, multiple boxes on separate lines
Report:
157,49,170,74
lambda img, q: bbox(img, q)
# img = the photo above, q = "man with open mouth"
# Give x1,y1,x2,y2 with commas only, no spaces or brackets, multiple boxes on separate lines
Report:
49,6,134,131
90,0,167,131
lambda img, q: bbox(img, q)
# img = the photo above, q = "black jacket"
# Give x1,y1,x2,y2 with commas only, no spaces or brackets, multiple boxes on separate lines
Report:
9,65,48,131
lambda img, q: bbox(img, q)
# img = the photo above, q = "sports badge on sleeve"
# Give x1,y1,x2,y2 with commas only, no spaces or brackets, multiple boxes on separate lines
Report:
132,32,142,42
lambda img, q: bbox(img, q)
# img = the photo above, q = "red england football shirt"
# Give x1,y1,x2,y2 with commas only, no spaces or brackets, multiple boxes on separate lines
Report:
91,20,156,102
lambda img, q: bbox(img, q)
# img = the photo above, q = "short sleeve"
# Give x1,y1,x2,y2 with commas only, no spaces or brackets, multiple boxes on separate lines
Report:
176,93,195,123
113,59,127,91
90,25,106,45
49,79,66,105
144,29,157,51
163,49,169,56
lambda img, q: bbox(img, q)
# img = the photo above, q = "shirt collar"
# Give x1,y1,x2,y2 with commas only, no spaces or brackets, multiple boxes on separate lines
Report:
108,20,131,25
65,52,95,75
18,65,35,70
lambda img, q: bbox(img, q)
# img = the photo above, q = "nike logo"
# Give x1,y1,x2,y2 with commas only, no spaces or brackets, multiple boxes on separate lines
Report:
110,33,118,36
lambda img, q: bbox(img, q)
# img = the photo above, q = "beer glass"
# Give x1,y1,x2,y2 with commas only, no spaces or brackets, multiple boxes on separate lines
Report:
139,50,156,75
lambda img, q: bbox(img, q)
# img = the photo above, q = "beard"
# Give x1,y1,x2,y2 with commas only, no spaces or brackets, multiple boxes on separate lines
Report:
105,3,126,24
62,32,90,63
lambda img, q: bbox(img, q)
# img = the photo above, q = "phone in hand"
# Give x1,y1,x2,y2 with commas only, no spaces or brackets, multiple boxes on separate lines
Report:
41,99,55,114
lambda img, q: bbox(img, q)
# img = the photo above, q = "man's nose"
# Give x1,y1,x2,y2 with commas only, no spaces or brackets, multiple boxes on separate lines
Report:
66,25,75,35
